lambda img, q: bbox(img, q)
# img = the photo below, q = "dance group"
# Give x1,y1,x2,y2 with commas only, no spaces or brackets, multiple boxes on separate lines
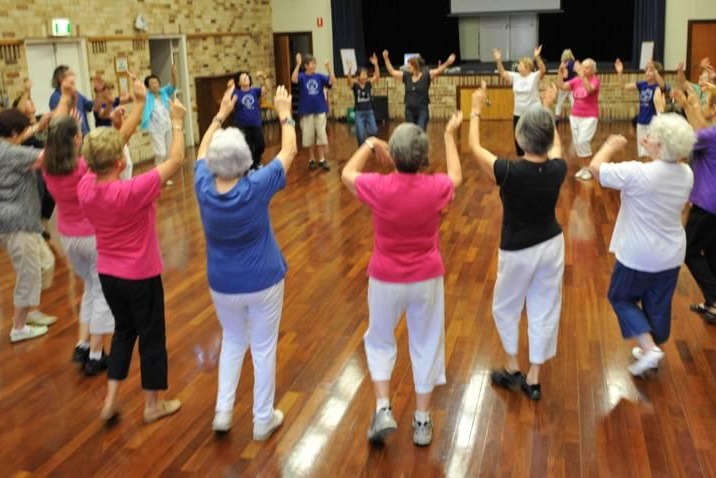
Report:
1,43,715,448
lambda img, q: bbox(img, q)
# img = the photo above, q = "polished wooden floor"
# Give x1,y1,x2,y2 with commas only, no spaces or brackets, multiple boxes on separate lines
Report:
2,118,715,478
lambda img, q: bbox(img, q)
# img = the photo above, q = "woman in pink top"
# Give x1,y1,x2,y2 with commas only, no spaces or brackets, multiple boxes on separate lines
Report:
76,77,187,425
43,76,144,376
341,113,463,447
557,58,601,180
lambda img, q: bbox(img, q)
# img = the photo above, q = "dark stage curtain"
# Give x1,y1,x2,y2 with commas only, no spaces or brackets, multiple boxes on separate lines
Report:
632,0,666,66
538,0,634,64
361,0,459,67
331,0,367,75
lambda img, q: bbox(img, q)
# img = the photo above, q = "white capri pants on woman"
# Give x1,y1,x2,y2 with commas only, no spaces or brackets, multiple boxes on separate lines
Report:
569,116,599,157
555,89,574,117
0,232,54,307
492,234,564,364
60,235,114,335
364,276,446,394
210,279,284,425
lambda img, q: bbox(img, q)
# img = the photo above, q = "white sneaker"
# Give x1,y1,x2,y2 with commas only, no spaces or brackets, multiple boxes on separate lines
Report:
367,407,398,443
412,417,433,446
628,347,664,376
253,409,283,441
212,410,233,433
574,168,593,181
632,346,644,360
165,180,174,186
10,325,48,343
26,310,57,326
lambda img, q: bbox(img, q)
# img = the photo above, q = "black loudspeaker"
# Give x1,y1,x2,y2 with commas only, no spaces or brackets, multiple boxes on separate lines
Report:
372,96,389,124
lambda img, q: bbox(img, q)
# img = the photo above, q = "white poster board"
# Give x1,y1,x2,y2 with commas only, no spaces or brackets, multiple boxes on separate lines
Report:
639,41,654,70
340,48,357,76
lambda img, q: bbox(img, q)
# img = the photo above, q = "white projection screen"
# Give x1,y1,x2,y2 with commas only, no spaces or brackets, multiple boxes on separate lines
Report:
451,0,560,14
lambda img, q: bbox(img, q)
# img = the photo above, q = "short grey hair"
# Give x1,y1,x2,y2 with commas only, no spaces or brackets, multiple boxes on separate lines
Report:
583,58,597,73
388,123,429,173
647,113,696,162
515,106,555,155
206,127,252,178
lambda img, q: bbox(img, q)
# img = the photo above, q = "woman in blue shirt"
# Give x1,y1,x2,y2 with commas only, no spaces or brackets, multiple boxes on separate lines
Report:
194,83,296,440
232,71,269,170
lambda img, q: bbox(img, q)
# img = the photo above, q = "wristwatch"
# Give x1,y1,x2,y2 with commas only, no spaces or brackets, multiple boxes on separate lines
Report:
280,117,295,126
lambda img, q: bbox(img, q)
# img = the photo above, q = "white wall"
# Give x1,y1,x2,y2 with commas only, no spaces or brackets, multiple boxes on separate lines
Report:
272,0,333,73
664,0,716,68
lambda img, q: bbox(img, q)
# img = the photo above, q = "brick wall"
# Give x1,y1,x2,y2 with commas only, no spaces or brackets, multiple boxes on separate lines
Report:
329,71,678,122
0,0,273,159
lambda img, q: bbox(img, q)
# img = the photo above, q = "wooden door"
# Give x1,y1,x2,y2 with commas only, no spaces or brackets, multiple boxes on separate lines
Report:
687,20,716,81
273,33,291,89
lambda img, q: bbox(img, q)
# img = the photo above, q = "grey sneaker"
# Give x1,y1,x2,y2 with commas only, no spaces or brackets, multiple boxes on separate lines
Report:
212,410,233,433
318,159,330,171
253,409,284,441
367,407,397,443
308,159,318,170
10,325,48,343
412,418,433,446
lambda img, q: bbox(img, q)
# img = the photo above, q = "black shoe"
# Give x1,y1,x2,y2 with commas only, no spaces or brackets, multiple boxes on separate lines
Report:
319,160,330,171
703,311,716,325
308,159,318,170
42,231,51,241
72,345,89,364
490,369,524,390
84,351,109,376
521,381,541,401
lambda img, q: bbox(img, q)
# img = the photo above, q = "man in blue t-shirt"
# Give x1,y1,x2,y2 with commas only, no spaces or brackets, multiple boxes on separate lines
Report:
615,59,665,157
291,52,336,171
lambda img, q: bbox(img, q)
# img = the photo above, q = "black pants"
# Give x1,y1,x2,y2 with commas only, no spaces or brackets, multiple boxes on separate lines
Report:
99,274,168,390
685,205,716,305
239,125,266,170
513,115,524,157
36,172,55,220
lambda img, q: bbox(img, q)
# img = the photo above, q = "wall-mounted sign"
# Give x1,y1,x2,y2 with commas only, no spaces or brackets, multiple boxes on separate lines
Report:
51,18,72,37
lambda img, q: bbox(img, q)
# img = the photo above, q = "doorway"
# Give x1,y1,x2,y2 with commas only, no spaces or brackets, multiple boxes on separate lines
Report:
25,40,92,117
687,20,716,81
148,35,195,145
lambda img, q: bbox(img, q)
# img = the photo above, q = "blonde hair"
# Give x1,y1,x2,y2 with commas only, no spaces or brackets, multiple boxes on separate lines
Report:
560,49,574,62
82,127,124,174
518,57,534,72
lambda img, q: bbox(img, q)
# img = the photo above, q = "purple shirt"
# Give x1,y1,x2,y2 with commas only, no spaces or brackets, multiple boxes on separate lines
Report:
691,125,716,214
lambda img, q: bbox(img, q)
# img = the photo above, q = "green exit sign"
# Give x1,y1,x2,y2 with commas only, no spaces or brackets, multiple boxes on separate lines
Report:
51,18,72,37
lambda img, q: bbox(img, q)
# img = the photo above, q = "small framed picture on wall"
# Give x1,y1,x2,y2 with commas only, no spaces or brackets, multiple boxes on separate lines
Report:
115,56,129,73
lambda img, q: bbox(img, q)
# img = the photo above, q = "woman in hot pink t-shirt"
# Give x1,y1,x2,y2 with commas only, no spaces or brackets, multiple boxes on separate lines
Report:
557,58,601,180
76,76,187,425
341,114,463,447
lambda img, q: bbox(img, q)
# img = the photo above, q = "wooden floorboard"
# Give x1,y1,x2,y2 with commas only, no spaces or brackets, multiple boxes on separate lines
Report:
2,118,715,477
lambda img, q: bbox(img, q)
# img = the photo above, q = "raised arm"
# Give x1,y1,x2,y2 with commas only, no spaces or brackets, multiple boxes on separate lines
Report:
534,45,546,79
170,63,177,88
382,50,403,80
588,134,627,181
118,73,147,144
443,111,463,188
575,62,596,93
291,53,302,84
369,53,380,83
273,86,298,172
650,61,666,90
325,60,336,86
430,53,456,80
256,70,270,97
615,58,637,91
197,82,237,160
675,87,710,131
493,49,512,84
468,81,497,182
676,62,692,92
155,99,187,184
542,83,563,158
341,136,386,196
346,60,355,87
556,63,571,91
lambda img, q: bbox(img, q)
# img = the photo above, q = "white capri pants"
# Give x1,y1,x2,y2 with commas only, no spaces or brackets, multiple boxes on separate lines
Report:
150,128,172,165
60,235,114,335
569,116,599,157
364,276,446,395
120,144,134,180
210,279,284,425
0,232,55,308
300,113,328,147
636,123,650,157
555,89,574,116
492,234,564,365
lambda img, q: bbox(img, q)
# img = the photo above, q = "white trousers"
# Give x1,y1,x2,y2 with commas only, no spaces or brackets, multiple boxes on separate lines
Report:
555,89,574,116
493,234,564,364
60,235,114,335
569,116,599,157
150,128,172,165
364,276,446,394
210,280,284,424
0,232,54,308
